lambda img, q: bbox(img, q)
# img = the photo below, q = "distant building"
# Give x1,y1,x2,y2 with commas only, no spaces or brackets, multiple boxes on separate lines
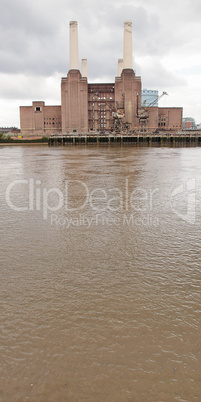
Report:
20,21,183,136
141,89,158,107
183,117,196,130
0,127,21,137
0,127,20,133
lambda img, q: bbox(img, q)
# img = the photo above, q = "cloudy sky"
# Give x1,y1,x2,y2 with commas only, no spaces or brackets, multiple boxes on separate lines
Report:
1,0,201,127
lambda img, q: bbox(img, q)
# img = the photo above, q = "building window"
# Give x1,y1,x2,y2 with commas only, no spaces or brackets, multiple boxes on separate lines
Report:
35,106,41,112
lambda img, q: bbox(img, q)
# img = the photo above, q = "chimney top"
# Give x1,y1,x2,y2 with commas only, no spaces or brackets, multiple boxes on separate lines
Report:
124,21,132,26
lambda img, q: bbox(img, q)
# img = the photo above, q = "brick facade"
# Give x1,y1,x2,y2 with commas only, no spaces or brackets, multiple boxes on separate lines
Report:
20,101,61,137
20,76,183,136
19,21,183,136
61,70,88,133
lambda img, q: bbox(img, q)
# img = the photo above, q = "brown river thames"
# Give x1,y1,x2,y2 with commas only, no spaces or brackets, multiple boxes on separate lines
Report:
1,145,201,401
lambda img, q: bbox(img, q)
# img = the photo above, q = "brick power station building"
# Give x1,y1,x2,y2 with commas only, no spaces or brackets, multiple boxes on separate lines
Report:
20,21,183,136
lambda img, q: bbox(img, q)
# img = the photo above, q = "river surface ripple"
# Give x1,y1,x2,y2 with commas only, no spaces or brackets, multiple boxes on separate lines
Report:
0,145,201,401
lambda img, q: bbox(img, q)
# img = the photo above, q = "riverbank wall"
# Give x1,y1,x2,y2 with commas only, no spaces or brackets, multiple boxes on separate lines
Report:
48,133,201,147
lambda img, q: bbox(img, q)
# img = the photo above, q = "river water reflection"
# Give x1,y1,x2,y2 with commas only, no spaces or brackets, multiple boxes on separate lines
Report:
1,145,201,401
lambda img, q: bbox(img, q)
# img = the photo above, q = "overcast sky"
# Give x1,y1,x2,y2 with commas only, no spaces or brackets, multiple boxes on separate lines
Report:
1,0,201,127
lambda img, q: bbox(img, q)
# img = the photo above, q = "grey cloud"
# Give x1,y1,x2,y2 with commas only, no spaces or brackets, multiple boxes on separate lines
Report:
0,0,57,35
0,0,68,75
0,0,182,77
0,0,201,125
141,60,188,89
0,72,61,102
0,0,198,79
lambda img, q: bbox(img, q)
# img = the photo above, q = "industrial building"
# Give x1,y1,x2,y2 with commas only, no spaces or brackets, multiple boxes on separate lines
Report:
20,21,183,136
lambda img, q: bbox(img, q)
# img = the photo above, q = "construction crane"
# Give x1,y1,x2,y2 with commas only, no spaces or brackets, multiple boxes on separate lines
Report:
93,92,127,133
137,91,168,132
111,108,127,133
106,94,131,133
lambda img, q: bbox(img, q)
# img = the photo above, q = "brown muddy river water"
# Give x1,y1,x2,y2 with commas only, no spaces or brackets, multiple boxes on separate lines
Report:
0,145,201,401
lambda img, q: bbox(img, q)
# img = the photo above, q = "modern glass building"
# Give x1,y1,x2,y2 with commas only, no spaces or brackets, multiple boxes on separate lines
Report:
141,89,158,107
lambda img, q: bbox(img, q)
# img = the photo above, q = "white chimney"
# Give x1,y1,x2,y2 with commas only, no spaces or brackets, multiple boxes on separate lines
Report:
123,21,133,69
69,21,79,70
82,59,87,78
118,58,123,76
